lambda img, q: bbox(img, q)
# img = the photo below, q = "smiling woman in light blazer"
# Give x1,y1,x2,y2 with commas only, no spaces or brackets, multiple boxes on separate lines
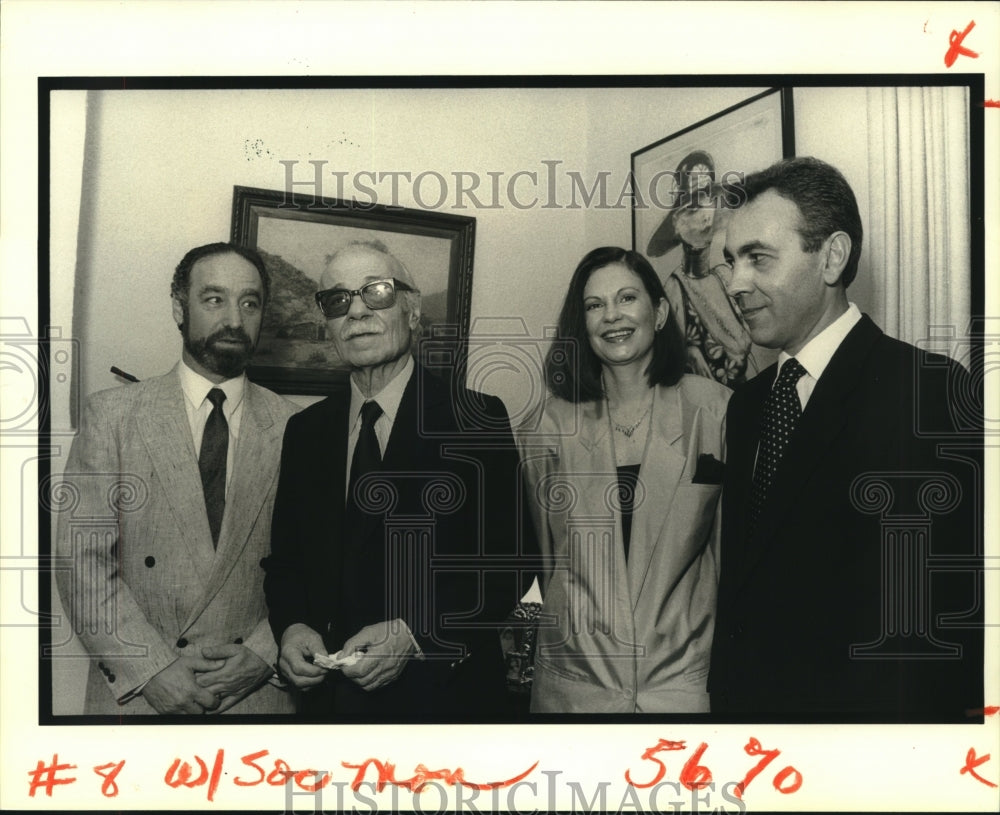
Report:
517,247,730,714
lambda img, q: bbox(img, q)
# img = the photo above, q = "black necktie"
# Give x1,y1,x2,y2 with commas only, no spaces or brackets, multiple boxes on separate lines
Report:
749,358,807,534
199,388,228,547
348,400,383,510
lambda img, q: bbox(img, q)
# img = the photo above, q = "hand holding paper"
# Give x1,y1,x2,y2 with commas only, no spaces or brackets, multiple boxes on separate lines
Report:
277,623,328,689
340,619,417,692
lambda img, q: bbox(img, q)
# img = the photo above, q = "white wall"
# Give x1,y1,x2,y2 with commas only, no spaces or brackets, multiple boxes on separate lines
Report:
793,86,875,315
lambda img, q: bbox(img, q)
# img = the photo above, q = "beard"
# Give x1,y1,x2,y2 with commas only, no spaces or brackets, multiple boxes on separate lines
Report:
182,325,255,380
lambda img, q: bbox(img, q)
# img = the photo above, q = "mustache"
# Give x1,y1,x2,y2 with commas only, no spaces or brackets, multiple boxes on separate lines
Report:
342,321,383,340
206,327,253,347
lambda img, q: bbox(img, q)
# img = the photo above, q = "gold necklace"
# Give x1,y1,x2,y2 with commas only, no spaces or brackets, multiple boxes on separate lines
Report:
602,375,654,439
610,403,651,438
612,408,650,438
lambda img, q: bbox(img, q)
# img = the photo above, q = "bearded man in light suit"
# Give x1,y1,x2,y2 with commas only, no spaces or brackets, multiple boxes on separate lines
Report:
56,242,297,715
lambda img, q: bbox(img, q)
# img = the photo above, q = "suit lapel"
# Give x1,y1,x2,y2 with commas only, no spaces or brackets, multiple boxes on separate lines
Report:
746,316,883,569
136,370,215,584
382,365,424,470
560,399,633,627
329,396,351,506
183,384,280,630
628,384,687,605
574,397,612,455
319,394,351,564
726,368,774,576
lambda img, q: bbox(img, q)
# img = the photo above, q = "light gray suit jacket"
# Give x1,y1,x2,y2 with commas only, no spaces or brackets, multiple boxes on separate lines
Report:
55,366,298,714
517,374,729,713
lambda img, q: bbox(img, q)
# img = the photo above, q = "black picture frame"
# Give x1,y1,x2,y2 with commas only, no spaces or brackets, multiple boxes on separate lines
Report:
631,87,795,250
231,185,476,395
630,87,795,385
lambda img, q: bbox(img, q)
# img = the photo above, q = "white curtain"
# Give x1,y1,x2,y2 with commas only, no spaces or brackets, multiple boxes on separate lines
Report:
865,87,971,348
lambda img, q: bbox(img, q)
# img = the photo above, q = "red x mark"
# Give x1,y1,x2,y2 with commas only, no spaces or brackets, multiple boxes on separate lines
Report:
960,748,997,788
944,21,979,67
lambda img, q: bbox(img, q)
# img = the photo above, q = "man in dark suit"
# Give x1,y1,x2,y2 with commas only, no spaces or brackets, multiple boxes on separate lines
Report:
709,157,982,720
264,240,531,721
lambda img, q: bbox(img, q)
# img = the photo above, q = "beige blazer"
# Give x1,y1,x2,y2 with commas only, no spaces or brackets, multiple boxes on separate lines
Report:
55,366,298,714
516,374,729,713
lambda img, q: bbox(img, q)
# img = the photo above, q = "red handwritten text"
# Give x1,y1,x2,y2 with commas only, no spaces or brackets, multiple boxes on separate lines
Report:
164,749,225,802
27,755,77,797
624,738,687,788
679,742,713,790
960,748,997,789
93,760,126,798
625,736,803,798
234,749,291,787
960,706,999,788
944,21,978,67
26,749,537,800
343,758,539,793
736,737,803,798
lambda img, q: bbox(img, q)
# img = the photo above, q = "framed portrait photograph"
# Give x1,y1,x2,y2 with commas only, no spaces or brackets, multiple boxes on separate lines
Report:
631,87,795,386
231,185,476,394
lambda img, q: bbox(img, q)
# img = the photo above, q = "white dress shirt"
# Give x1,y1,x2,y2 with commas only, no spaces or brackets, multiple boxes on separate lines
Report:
775,302,863,409
178,360,246,495
342,355,422,654
344,355,414,500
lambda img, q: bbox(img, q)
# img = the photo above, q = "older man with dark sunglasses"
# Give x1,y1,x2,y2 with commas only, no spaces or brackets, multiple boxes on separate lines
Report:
264,240,535,722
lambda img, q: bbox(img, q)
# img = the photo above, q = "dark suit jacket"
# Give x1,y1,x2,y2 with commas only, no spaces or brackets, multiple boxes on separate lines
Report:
709,315,983,721
264,364,534,721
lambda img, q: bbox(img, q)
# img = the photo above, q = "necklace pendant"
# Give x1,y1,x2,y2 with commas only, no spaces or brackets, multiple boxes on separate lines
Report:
606,390,652,440
612,407,649,438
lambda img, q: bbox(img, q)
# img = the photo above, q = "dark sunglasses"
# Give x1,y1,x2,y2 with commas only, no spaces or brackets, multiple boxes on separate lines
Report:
314,278,418,319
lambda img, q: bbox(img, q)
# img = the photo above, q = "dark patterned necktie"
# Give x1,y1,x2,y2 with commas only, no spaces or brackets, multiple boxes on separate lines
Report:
348,400,383,510
749,358,807,534
199,388,228,547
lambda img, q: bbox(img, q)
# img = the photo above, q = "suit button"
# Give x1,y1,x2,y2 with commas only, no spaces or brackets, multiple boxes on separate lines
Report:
144,556,155,567
108,674,116,683
233,637,243,644
259,558,267,568
176,638,188,648
98,661,106,670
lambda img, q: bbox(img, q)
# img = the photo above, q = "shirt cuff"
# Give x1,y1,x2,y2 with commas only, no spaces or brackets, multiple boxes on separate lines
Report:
117,680,147,705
